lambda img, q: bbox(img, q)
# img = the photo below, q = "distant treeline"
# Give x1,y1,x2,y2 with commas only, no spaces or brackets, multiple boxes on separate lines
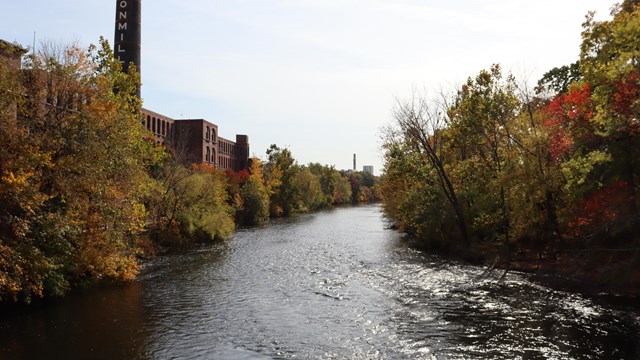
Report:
143,146,379,254
380,1,640,294
0,38,379,304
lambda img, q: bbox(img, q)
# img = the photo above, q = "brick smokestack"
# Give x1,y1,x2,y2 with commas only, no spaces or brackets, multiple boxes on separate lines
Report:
353,154,356,171
114,0,141,96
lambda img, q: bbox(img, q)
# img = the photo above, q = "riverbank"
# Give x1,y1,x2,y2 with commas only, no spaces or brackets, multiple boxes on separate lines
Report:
403,235,640,299
508,251,640,299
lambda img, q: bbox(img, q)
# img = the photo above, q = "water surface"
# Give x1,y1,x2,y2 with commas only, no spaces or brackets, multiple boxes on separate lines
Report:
1,205,638,359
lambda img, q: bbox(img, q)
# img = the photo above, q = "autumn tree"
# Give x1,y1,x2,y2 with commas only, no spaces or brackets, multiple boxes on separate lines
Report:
238,158,270,226
385,67,562,257
294,166,325,211
536,62,581,96
345,170,378,203
332,171,353,205
381,2,640,291
264,144,301,217
0,38,162,302
447,65,522,250
308,163,353,206
380,138,458,249
507,82,567,251
224,168,250,217
179,164,235,242
390,93,471,246
579,2,640,215
146,157,235,246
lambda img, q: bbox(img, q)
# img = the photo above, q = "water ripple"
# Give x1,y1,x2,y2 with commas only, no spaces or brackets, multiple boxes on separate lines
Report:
1,206,639,359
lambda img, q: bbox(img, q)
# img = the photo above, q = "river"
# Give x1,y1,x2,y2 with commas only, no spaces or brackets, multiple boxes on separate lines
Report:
0,205,638,359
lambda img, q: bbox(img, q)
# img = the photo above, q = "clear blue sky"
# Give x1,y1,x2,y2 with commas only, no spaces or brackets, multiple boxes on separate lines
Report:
4,0,613,175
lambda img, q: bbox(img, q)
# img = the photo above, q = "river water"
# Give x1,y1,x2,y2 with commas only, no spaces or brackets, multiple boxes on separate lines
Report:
1,205,639,359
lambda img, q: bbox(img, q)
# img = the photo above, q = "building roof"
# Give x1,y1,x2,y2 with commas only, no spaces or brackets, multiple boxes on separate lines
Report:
0,39,28,59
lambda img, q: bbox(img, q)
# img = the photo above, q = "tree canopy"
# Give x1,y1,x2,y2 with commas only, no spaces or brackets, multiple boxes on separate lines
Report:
381,2,640,292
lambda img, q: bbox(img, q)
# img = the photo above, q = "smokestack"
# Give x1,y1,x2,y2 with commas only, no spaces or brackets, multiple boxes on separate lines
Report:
353,154,356,171
114,0,141,96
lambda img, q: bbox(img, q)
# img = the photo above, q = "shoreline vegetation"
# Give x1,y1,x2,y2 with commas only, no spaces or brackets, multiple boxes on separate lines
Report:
380,1,640,298
0,38,380,304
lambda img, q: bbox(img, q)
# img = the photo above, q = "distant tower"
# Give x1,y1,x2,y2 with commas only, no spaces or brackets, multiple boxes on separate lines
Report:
353,154,356,171
114,0,141,96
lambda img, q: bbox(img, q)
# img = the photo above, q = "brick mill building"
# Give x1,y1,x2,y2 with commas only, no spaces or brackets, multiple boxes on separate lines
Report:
141,109,249,171
1,38,250,172
117,0,249,171
2,1,251,172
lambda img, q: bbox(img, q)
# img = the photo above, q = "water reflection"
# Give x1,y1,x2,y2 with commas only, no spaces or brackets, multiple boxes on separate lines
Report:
0,282,146,359
0,205,638,359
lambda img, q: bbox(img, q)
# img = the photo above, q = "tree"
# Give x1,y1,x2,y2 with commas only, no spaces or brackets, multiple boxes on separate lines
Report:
502,88,566,256
344,170,378,203
238,158,270,226
0,42,52,302
294,167,325,211
580,3,640,213
224,168,250,216
447,65,521,247
264,144,301,216
0,38,162,302
380,136,455,249
178,164,235,242
392,93,471,246
147,159,235,245
332,171,353,205
536,62,581,96
379,2,640,291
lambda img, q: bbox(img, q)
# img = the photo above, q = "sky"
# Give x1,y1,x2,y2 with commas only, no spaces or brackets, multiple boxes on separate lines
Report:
4,0,614,175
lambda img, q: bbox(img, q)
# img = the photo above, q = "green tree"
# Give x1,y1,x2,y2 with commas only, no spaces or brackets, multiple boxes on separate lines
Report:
332,171,353,205
178,164,235,242
238,158,270,226
294,167,325,211
147,160,234,246
536,62,581,96
392,93,471,246
447,64,521,247
380,138,455,249
264,144,301,216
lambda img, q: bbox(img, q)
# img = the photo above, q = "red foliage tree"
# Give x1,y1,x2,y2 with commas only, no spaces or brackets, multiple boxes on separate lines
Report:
225,168,250,186
612,70,640,137
543,83,597,160
568,180,632,237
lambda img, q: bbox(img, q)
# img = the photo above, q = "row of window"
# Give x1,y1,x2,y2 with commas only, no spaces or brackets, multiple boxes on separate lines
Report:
219,141,235,155
205,146,215,163
218,156,232,170
142,114,172,137
204,146,237,170
205,126,217,142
